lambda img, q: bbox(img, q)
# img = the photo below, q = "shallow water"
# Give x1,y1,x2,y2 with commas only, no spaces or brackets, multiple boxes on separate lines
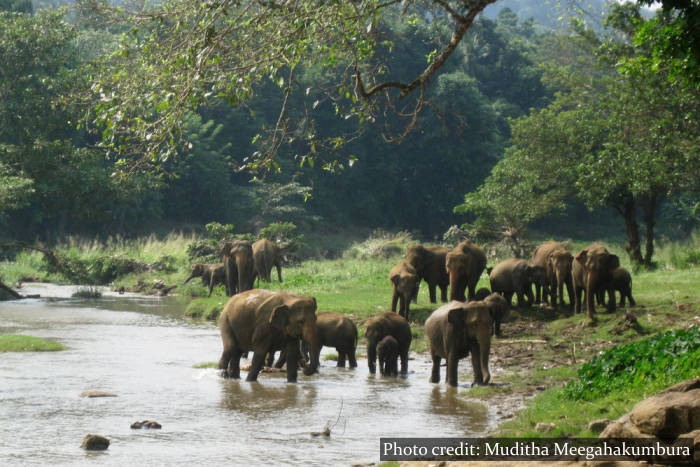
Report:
0,285,495,466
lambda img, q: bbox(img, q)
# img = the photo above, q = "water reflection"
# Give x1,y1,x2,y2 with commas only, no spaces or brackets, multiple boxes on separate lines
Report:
220,380,317,414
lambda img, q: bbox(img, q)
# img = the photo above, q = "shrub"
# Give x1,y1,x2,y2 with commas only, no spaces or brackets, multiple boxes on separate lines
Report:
343,230,414,260
563,327,700,401
71,286,102,298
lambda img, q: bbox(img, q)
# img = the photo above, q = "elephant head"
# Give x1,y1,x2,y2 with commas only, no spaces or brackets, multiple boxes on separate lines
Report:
270,296,319,375
184,263,206,284
405,245,428,276
483,293,509,336
221,240,255,295
526,264,547,288
446,301,494,385
547,248,573,284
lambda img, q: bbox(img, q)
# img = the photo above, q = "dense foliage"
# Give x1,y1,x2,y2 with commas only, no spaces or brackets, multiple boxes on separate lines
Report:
564,327,700,400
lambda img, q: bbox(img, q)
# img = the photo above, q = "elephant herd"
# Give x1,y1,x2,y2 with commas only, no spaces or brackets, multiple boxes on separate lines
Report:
214,238,636,388
184,238,284,297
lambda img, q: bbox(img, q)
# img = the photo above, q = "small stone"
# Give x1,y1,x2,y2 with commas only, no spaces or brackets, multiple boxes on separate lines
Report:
80,390,117,398
588,418,612,433
81,434,109,451
130,421,143,429
131,420,161,429
535,422,555,433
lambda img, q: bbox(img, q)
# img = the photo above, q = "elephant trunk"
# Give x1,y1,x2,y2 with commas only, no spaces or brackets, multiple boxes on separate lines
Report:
302,325,320,376
183,273,196,284
448,269,462,301
237,258,253,293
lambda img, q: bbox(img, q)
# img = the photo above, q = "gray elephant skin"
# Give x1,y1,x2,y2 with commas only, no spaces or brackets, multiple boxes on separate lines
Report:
184,263,226,296
424,299,496,387
531,241,574,307
377,335,399,376
364,312,412,375
218,289,319,383
252,238,283,283
306,311,358,368
389,261,419,321
405,244,449,303
573,243,620,320
489,258,545,308
446,240,487,302
221,240,255,296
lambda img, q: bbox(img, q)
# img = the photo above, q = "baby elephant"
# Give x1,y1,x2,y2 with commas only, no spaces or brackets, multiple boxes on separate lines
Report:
303,311,358,368
377,335,399,376
484,293,509,337
184,263,226,296
597,267,636,308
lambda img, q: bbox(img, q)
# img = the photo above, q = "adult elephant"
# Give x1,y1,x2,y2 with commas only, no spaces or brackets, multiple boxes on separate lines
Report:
532,241,574,308
424,299,496,387
221,240,255,296
218,289,319,383
303,311,358,368
573,243,620,321
389,261,419,321
184,263,227,296
489,258,545,308
445,240,487,302
531,241,563,303
405,244,449,304
252,238,283,284
364,312,412,375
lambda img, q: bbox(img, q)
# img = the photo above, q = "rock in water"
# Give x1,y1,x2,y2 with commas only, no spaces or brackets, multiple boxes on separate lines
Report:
131,420,162,429
81,434,110,451
80,390,117,398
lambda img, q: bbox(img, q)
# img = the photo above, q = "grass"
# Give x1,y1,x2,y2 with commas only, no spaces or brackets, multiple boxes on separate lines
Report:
0,335,67,352
192,361,218,369
71,286,102,299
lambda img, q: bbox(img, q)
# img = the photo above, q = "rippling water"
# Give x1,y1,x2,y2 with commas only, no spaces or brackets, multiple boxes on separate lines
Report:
0,285,494,466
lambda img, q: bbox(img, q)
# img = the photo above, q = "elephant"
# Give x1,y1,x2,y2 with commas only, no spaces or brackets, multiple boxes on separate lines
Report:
531,241,564,304
389,262,419,321
446,240,487,302
252,238,283,284
484,293,509,337
184,263,226,296
364,312,412,375
546,247,574,308
596,267,636,308
472,287,491,301
573,243,620,320
424,299,495,387
221,240,255,296
405,244,449,304
302,311,358,368
377,335,399,376
489,258,545,308
218,289,319,383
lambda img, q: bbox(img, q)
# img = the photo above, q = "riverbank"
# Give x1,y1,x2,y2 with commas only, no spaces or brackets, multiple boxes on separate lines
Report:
1,232,699,438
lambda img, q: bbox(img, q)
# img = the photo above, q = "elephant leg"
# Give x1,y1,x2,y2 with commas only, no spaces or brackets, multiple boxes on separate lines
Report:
439,285,448,302
391,289,399,312
246,351,266,382
399,296,407,320
505,291,514,307
367,340,377,374
470,343,484,386
535,283,541,304
265,352,275,368
411,282,420,304
619,290,625,307
399,346,409,375
628,290,636,306
446,352,459,387
585,281,597,321
574,286,582,314
516,290,525,308
285,340,300,383
348,348,357,368
218,347,235,377
606,285,616,313
428,284,437,303
467,283,477,301
391,353,399,376
276,263,282,282
336,349,346,368
430,354,441,383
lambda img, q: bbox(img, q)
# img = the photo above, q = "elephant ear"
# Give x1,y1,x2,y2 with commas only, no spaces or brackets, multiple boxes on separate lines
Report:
447,306,467,328
390,273,400,286
270,305,290,329
608,254,620,271
575,249,588,265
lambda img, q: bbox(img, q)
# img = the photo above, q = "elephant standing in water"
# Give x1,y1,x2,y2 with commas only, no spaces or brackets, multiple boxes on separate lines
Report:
218,289,319,382
365,312,412,375
389,261,419,321
489,258,545,308
252,238,283,284
424,299,496,387
184,263,226,296
304,311,358,369
221,240,255,296
446,240,486,302
573,243,620,321
405,244,449,304
377,335,399,376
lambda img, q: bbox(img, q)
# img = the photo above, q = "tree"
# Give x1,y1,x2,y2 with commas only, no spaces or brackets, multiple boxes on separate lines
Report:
457,5,700,266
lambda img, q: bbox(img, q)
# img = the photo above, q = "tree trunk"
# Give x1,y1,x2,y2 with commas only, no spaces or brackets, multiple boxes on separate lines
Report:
621,198,643,265
641,194,658,266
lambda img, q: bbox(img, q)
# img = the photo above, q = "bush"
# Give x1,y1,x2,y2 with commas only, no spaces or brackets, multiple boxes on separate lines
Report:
343,230,414,260
563,327,700,401
71,286,102,299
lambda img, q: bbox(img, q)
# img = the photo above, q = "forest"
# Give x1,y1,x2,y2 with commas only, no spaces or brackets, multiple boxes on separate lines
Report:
0,0,696,266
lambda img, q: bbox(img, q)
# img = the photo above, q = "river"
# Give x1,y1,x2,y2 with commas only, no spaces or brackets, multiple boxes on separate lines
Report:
0,284,494,466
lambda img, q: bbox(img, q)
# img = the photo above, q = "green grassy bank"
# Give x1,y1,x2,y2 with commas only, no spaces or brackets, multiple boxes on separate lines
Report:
0,335,67,352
